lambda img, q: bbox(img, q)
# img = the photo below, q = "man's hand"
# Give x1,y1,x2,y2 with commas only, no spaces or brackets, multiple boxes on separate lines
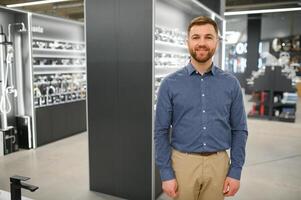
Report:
162,179,179,198
223,177,240,197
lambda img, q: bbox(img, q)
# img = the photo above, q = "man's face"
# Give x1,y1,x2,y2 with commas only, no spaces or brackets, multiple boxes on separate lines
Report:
187,24,219,64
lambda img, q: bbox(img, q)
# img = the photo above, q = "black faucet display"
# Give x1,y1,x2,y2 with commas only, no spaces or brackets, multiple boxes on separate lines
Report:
10,175,39,200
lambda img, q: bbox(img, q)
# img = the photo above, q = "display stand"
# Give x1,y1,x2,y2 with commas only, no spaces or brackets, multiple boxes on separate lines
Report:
0,7,87,150
31,14,87,146
248,66,297,122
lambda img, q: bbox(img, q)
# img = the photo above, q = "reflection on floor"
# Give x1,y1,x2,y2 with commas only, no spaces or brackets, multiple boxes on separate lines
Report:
0,189,33,200
0,97,301,200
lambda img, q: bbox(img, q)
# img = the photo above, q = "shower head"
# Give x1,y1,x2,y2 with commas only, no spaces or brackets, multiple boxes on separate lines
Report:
15,22,27,32
7,22,27,42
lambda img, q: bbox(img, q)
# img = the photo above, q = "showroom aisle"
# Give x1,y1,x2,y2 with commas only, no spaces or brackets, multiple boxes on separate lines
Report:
0,97,301,200
0,132,124,200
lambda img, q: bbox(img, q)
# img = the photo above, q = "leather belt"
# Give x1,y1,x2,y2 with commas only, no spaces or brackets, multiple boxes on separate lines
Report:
187,152,217,156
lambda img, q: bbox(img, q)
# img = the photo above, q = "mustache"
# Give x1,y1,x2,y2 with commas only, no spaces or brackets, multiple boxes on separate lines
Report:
195,45,209,51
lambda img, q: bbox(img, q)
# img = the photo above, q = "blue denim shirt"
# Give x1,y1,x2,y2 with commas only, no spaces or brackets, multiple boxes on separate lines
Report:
154,63,248,181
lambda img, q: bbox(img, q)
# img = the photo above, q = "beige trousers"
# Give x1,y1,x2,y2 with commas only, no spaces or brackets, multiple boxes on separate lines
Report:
171,149,230,200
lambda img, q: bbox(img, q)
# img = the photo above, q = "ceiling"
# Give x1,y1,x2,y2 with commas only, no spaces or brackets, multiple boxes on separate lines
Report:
226,0,301,11
0,0,84,21
0,0,300,21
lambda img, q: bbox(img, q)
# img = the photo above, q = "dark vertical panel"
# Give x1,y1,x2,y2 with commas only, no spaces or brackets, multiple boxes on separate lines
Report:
117,0,153,198
86,0,118,195
52,104,68,140
245,14,261,93
86,0,153,199
198,0,222,14
36,107,53,146
36,101,86,146
71,101,87,133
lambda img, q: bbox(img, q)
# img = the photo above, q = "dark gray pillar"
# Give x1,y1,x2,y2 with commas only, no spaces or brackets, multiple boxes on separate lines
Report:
245,14,261,93
199,0,224,15
86,0,155,199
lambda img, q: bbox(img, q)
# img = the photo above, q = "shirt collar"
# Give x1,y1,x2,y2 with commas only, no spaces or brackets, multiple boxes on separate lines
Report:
186,62,217,76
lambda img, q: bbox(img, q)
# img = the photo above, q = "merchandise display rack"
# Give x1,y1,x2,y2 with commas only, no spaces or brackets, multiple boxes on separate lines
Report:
32,34,86,108
31,14,87,146
0,6,87,152
248,66,297,122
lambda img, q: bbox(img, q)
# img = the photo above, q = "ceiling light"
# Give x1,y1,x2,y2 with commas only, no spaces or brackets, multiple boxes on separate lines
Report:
7,0,74,8
53,2,83,9
225,7,301,16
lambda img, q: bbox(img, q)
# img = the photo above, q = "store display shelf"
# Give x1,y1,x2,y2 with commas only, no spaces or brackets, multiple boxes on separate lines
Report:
32,54,85,59
155,65,182,69
35,98,86,108
155,40,187,49
273,103,296,107
32,36,85,45
33,47,85,54
37,91,86,96
155,74,167,78
278,116,296,123
33,69,86,75
155,72,173,78
33,65,85,69
155,66,179,75
155,49,189,55
33,80,85,86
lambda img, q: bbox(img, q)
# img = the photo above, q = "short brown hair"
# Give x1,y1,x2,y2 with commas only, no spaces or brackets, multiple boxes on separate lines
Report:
187,16,219,36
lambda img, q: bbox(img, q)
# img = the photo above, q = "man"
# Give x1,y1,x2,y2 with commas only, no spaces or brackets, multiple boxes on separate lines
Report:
154,16,248,200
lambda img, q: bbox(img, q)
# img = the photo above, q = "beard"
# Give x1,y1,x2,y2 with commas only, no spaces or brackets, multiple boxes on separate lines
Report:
189,45,216,63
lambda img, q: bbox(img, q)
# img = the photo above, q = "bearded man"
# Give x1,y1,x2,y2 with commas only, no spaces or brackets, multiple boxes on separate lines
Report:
154,16,248,200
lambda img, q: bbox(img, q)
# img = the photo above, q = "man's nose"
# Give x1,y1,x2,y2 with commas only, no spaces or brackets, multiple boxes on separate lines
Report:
197,37,206,45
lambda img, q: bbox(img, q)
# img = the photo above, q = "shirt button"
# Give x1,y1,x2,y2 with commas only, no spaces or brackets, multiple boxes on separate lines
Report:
203,143,207,146
203,110,205,113
202,94,205,97
203,126,206,130
201,79,204,81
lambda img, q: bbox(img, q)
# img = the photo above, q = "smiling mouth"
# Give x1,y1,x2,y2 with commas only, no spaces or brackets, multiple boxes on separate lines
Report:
196,49,208,54
196,47,209,51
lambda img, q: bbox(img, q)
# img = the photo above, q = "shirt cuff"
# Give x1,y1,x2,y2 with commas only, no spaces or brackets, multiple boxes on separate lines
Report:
227,166,242,180
159,167,175,181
